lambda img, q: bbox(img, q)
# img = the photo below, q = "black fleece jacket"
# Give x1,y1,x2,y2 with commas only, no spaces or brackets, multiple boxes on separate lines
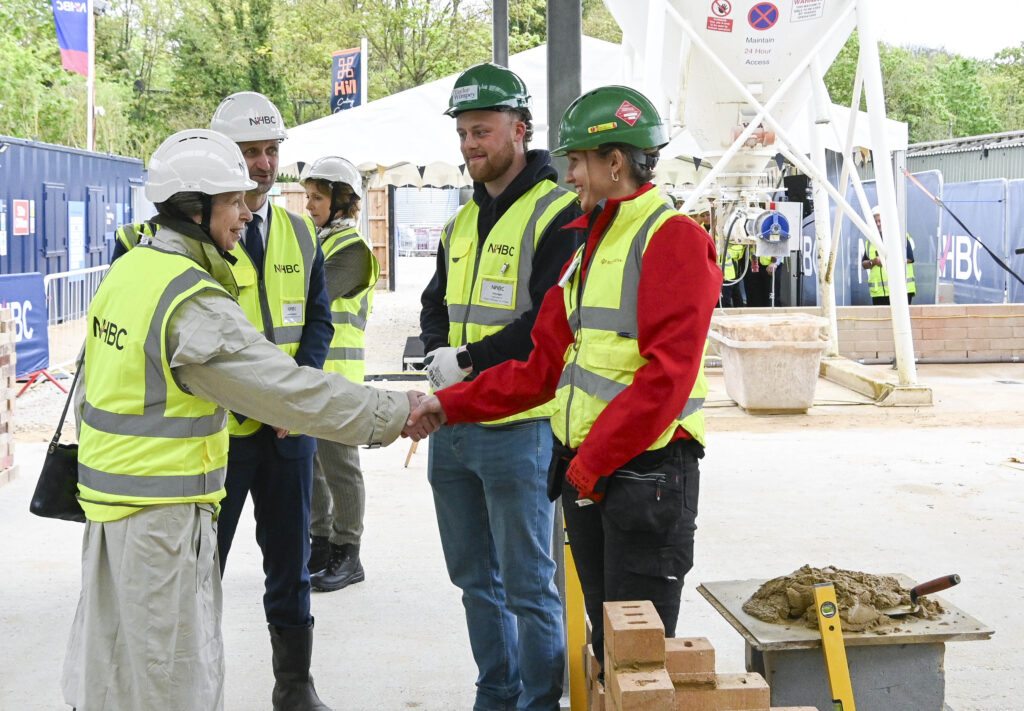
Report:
418,149,583,372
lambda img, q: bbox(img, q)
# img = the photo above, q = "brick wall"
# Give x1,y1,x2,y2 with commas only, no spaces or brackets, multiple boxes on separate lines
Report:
0,309,16,485
723,304,1024,361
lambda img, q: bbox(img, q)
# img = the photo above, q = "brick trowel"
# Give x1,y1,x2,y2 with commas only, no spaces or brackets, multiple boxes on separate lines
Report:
882,574,961,616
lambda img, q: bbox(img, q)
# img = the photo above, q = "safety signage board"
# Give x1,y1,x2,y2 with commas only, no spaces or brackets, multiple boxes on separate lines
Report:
792,0,826,21
12,200,29,236
748,2,779,30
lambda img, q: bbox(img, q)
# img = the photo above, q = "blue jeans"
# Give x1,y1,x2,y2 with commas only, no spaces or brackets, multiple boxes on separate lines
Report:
428,421,564,711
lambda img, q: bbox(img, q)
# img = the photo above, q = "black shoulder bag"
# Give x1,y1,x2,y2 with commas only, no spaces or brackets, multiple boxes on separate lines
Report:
29,365,86,523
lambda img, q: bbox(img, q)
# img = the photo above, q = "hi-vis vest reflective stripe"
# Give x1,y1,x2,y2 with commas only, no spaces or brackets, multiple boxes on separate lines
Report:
719,243,746,281
78,246,230,522
554,188,708,450
227,205,317,435
442,180,576,425
321,226,380,383
115,221,158,252
867,237,916,297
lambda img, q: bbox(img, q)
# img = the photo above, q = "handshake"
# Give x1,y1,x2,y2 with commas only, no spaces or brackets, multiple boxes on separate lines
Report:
401,391,448,441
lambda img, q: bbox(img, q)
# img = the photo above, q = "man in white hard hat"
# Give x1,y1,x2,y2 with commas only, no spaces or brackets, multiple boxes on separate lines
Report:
60,129,435,711
862,204,916,305
209,91,336,711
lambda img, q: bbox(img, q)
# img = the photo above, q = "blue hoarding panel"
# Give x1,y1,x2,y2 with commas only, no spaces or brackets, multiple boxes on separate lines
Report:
1008,180,1024,304
0,135,144,277
0,272,49,377
937,180,1007,304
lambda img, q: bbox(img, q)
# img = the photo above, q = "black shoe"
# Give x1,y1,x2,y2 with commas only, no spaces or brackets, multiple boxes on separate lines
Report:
308,535,330,575
310,543,365,592
269,623,332,711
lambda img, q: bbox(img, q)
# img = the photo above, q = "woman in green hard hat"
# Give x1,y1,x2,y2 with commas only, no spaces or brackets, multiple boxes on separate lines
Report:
408,85,723,671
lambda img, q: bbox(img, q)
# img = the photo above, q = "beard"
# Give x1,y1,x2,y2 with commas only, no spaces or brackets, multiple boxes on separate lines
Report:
465,139,516,184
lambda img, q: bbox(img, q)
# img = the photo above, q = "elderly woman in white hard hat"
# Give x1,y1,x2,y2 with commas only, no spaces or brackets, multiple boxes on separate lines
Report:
300,156,380,593
61,129,434,711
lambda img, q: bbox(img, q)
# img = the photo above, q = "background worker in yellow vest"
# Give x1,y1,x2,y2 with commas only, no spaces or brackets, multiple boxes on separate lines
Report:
208,91,337,711
417,62,582,711
410,85,722,676
300,156,379,592
719,241,748,307
62,129,435,711
110,219,157,260
862,204,916,305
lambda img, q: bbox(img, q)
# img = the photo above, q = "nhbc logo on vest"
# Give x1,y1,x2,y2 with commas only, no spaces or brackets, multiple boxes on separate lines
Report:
487,244,515,256
93,317,128,351
274,263,300,273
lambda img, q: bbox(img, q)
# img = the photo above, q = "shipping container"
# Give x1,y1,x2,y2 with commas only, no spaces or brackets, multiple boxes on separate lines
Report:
0,134,145,276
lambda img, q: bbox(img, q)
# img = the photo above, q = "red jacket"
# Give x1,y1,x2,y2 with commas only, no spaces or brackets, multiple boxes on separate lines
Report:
437,183,722,479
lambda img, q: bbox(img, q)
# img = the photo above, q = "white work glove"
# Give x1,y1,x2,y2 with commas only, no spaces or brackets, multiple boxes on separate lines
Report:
424,346,471,391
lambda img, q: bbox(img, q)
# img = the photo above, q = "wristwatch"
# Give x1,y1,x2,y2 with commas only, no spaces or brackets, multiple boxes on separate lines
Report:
456,347,473,371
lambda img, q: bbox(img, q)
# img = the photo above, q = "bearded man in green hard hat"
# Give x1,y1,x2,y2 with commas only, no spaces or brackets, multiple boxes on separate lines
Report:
418,61,583,710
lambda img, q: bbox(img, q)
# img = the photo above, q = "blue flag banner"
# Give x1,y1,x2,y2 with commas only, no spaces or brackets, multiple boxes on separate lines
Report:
51,0,90,76
0,273,50,378
331,47,363,113
937,180,1008,305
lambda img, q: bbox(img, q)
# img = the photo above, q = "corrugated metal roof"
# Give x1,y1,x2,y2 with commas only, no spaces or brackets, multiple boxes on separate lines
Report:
907,130,1024,157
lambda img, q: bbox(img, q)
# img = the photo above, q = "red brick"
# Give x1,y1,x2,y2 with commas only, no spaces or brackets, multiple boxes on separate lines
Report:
665,638,714,685
609,668,674,711
589,680,605,711
604,601,665,667
673,672,769,711
585,643,601,684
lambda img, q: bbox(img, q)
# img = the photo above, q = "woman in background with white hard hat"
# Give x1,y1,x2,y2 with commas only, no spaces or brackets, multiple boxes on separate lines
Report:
61,130,432,711
301,156,380,593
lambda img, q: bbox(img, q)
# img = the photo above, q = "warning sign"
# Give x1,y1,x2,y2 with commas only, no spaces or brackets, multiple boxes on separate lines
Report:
791,0,825,21
12,200,29,236
615,101,642,126
707,17,733,32
711,0,731,17
748,2,779,30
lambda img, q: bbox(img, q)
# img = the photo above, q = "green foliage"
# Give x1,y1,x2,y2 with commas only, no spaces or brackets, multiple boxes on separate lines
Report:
0,1,1017,159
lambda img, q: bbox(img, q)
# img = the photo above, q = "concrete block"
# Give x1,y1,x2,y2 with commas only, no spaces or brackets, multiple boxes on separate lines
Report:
585,643,601,683
673,672,770,711
589,680,606,711
604,601,665,667
750,642,945,711
609,668,674,711
665,638,714,685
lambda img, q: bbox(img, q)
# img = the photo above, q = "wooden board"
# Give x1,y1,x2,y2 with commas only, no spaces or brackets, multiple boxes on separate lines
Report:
698,577,994,651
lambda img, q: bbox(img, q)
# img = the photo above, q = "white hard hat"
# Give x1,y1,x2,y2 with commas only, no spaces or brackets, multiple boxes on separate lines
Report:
301,156,362,198
210,91,288,142
145,129,257,203
871,205,882,216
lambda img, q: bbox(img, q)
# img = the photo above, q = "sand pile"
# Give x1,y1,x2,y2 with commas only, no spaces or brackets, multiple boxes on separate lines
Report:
742,564,945,632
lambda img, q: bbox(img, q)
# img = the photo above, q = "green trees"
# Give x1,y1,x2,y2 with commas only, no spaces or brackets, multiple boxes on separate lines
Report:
2,1,1022,158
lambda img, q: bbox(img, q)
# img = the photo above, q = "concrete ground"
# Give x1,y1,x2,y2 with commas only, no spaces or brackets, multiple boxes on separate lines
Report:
2,257,1022,709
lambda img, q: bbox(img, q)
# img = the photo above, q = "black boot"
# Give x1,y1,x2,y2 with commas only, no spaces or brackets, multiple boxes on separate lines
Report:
308,535,330,574
269,623,332,711
310,543,364,592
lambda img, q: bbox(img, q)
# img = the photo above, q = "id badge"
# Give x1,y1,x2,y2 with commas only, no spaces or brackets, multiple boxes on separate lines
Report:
282,300,304,324
479,277,514,308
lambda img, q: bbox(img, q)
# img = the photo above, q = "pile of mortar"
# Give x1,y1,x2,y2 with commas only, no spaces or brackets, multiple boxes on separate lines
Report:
742,564,945,632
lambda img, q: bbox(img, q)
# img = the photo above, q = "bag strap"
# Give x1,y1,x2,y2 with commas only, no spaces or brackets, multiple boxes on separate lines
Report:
50,353,84,448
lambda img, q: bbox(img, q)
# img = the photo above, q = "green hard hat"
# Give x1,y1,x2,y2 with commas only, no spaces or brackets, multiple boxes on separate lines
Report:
444,62,531,117
552,85,668,155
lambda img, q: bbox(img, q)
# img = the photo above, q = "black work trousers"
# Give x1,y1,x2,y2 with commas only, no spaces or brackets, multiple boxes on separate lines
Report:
555,437,702,667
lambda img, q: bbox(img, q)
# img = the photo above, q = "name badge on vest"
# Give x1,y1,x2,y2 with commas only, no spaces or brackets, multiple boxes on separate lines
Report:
282,301,304,324
479,277,514,308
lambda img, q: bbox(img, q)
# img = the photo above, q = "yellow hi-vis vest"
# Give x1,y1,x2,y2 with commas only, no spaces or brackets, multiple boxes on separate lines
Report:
77,246,230,522
114,221,158,252
867,237,916,298
719,243,746,281
227,204,318,436
321,225,380,383
442,180,577,425
554,188,708,450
